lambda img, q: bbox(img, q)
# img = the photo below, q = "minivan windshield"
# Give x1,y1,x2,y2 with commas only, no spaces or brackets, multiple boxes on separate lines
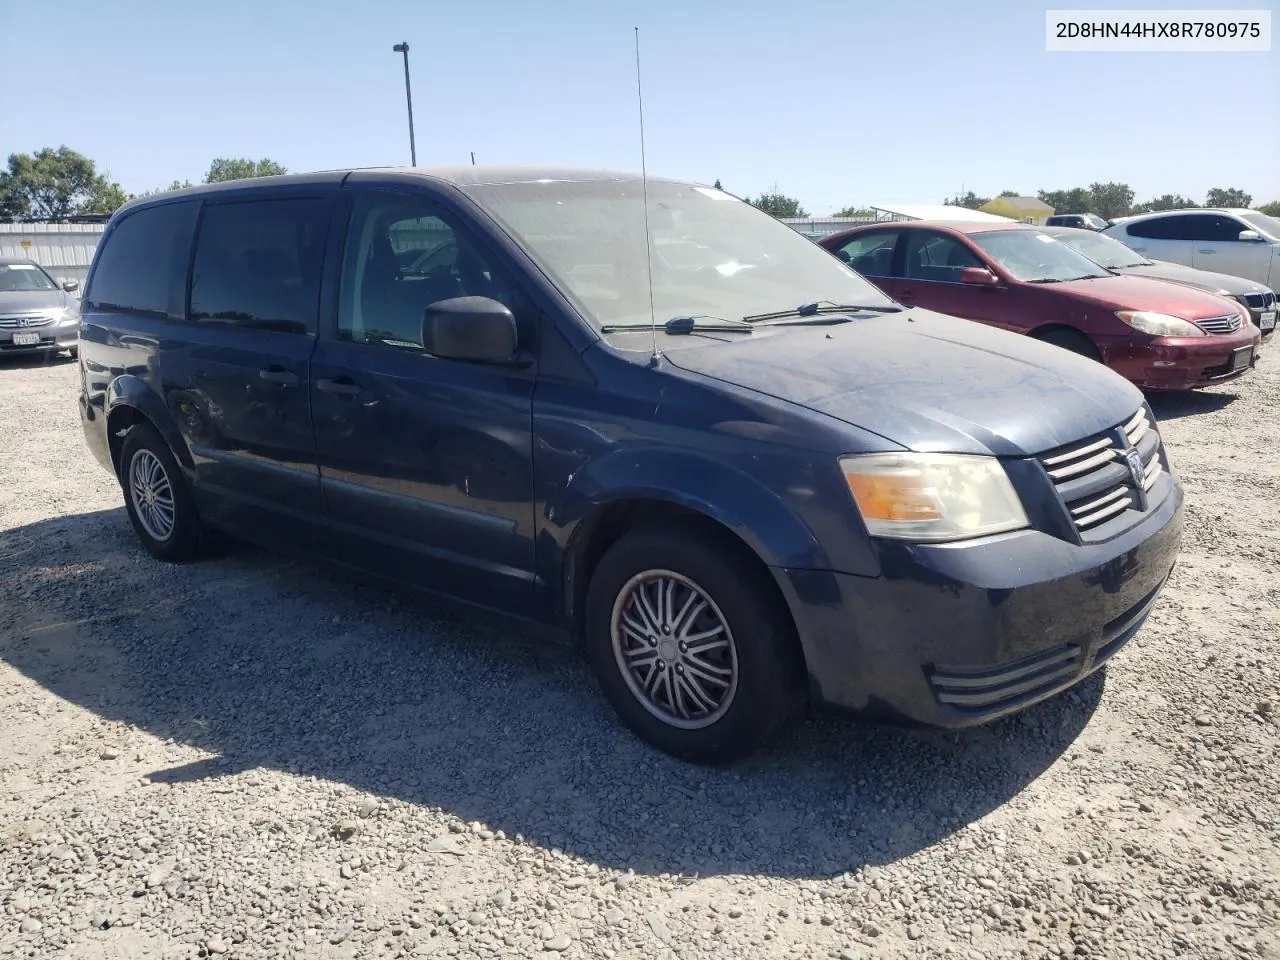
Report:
970,230,1111,283
463,178,897,333
0,262,59,292
1052,230,1153,269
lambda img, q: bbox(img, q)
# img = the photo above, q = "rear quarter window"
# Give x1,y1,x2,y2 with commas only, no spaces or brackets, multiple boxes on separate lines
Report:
85,201,199,318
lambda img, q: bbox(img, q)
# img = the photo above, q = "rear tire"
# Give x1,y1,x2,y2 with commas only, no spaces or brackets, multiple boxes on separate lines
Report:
1032,327,1102,362
119,424,202,562
584,522,805,764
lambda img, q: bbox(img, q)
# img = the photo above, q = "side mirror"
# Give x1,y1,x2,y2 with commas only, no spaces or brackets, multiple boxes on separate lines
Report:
959,266,999,286
1237,229,1262,242
421,296,517,361
62,279,79,292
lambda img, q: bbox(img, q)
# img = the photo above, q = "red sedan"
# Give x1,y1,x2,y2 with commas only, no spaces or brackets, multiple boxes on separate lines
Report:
820,221,1261,390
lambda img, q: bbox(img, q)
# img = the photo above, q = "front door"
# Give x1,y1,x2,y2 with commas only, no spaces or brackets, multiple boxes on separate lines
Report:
892,230,1015,330
1187,214,1275,285
169,194,332,545
310,188,538,615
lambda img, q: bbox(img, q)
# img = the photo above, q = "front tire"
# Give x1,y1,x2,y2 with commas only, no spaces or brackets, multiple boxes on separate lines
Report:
119,424,201,562
1032,327,1102,362
584,523,805,764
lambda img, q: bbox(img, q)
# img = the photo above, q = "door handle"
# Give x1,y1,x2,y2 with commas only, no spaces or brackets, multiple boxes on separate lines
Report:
1197,249,1215,254
259,367,300,386
315,377,364,396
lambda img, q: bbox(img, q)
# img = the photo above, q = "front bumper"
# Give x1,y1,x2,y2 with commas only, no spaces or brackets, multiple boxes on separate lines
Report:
1105,325,1262,389
0,326,78,355
775,478,1183,727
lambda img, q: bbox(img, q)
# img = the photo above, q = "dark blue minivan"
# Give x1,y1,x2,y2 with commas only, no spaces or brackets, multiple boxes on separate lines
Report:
77,167,1183,763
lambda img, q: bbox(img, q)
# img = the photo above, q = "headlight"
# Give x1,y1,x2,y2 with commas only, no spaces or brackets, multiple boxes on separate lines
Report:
839,452,1029,542
1115,310,1205,337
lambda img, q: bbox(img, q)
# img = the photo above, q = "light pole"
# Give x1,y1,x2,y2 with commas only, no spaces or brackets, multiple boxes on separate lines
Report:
392,42,417,166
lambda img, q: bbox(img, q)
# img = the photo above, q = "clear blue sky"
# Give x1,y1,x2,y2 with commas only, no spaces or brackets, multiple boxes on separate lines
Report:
3,0,1276,214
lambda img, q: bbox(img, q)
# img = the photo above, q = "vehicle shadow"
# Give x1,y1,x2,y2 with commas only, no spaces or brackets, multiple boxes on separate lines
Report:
1145,389,1237,422
0,508,1103,880
0,351,77,370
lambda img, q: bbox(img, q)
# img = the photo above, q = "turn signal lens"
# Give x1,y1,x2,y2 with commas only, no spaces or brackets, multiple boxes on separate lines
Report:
839,453,1029,542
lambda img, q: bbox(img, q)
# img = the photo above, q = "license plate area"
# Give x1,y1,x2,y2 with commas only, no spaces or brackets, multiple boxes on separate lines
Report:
1261,310,1276,331
11,331,41,346
1229,345,1254,372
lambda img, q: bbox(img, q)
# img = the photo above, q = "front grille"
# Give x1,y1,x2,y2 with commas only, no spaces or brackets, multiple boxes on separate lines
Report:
1196,314,1242,335
0,314,55,329
929,643,1084,709
1040,408,1163,537
1241,291,1276,310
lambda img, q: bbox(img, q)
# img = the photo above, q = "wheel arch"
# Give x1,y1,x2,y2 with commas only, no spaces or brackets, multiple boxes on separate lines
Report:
104,377,193,478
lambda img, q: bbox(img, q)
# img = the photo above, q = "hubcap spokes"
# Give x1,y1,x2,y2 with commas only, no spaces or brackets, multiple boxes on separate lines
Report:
611,570,738,730
129,450,175,542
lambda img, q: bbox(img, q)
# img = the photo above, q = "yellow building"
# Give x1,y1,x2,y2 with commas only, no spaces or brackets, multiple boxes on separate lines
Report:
979,196,1055,225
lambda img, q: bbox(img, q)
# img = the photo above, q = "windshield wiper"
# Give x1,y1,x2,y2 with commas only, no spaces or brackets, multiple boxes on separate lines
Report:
743,299,902,322
600,315,754,335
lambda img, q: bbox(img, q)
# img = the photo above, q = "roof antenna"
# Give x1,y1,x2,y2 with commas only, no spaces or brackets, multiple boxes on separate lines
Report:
634,26,660,366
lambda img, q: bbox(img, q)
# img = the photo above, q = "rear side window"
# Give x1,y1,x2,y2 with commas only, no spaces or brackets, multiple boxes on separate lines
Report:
834,231,900,277
1127,213,1246,242
85,201,198,318
189,198,330,335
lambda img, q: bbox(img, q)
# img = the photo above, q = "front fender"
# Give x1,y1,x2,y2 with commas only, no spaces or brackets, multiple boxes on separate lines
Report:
106,375,194,473
549,447,835,571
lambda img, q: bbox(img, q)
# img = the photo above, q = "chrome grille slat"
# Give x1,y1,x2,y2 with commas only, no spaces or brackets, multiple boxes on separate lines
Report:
1196,314,1242,335
0,315,55,329
1042,436,1112,466
1046,447,1115,480
1039,407,1164,538
1070,486,1131,518
1073,494,1135,528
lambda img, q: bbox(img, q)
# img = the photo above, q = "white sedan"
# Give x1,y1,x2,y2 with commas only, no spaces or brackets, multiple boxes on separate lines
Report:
1103,208,1280,290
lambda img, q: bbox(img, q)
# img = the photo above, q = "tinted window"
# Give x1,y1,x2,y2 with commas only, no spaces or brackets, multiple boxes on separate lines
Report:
835,231,900,277
1126,214,1246,242
338,193,516,349
86,201,198,317
189,199,329,335
903,231,983,282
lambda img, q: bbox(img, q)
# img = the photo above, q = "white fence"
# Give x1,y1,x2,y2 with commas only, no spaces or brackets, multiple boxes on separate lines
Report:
0,223,107,292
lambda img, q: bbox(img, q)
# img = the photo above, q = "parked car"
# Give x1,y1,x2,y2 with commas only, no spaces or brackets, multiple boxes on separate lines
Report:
1043,225,1276,338
0,257,81,358
820,221,1261,390
1046,213,1110,231
79,169,1184,763
1102,209,1280,289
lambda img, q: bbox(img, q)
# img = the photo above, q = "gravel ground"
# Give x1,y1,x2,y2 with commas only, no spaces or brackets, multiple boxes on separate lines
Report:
0,351,1277,960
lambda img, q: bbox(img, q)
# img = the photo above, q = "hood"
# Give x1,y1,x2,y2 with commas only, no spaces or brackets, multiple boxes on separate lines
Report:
663,310,1143,457
1115,260,1267,297
1055,273,1243,320
0,289,70,315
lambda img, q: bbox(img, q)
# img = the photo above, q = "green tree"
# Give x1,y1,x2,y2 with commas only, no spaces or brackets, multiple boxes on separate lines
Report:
0,146,127,221
1086,181,1134,220
749,193,807,218
833,205,875,218
1258,200,1280,217
1205,187,1252,209
133,179,195,199
1037,187,1091,215
1130,194,1198,214
204,158,288,184
998,189,1021,198
945,191,990,210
